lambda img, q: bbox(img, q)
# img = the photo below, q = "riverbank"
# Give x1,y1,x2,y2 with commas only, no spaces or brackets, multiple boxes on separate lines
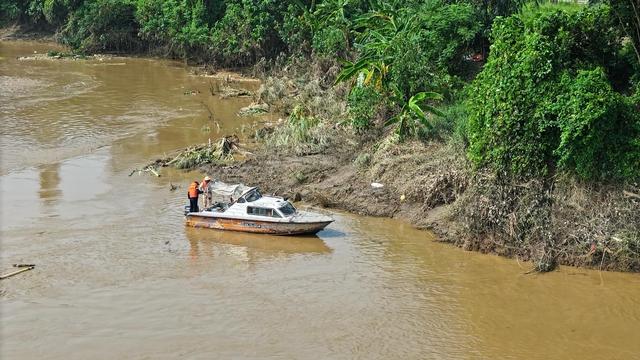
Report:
193,62,639,274
199,119,640,274
0,23,56,42
3,26,637,274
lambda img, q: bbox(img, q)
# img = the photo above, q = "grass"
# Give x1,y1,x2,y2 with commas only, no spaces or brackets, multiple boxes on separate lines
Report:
265,102,331,155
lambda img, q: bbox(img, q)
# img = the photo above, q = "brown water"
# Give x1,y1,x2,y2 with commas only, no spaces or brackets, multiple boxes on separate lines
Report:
1,41,639,360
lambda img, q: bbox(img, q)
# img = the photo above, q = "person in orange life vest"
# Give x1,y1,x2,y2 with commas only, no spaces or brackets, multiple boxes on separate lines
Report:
199,176,212,208
187,181,202,213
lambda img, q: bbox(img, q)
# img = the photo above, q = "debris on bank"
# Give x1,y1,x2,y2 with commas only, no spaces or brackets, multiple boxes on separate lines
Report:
129,135,247,177
220,86,252,99
18,51,127,61
129,166,161,177
160,135,246,170
238,103,269,116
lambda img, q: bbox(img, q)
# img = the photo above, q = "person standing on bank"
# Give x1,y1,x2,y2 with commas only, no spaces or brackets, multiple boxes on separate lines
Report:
199,176,212,208
188,181,202,213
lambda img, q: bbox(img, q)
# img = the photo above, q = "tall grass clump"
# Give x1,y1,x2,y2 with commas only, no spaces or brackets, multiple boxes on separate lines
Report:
265,103,332,155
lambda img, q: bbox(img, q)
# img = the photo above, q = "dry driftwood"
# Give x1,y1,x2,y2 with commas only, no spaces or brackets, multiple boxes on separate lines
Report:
0,266,34,280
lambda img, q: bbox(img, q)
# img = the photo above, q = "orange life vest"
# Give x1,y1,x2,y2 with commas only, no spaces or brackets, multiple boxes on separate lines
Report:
188,182,199,198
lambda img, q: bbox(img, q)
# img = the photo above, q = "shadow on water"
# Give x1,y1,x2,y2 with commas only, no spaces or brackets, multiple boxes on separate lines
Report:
315,227,346,239
184,226,333,261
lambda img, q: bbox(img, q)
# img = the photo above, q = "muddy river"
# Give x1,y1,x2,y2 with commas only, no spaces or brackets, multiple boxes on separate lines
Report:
1,41,639,359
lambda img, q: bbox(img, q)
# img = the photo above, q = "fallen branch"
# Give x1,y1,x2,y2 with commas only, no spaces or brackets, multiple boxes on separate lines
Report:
0,266,34,280
623,190,640,199
129,165,161,177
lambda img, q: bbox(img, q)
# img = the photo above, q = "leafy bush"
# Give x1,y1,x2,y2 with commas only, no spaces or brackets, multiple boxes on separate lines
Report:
211,0,290,67
554,68,640,179
0,0,23,21
312,26,347,57
344,82,381,133
467,8,640,180
62,0,139,52
135,0,213,57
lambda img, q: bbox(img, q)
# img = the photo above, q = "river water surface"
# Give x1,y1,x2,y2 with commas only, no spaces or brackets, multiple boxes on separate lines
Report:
1,41,639,359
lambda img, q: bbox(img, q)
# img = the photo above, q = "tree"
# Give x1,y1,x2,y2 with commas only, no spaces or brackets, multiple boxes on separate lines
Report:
608,0,640,64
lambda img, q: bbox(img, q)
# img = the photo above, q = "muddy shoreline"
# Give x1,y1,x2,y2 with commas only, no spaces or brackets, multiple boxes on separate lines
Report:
198,133,475,264
199,133,639,274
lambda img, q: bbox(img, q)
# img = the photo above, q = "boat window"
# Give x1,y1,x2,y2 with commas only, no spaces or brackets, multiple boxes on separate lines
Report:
279,202,296,216
247,206,280,217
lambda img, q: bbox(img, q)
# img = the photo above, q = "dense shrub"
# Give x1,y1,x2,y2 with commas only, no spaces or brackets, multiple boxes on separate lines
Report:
467,7,640,180
62,0,139,52
344,82,382,133
135,0,214,57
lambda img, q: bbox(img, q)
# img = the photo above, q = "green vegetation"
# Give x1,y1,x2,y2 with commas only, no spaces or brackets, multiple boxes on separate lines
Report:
467,6,640,180
384,84,445,141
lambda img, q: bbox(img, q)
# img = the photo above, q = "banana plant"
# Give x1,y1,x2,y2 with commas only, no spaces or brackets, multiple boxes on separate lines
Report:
384,84,445,141
334,6,420,93
334,53,391,92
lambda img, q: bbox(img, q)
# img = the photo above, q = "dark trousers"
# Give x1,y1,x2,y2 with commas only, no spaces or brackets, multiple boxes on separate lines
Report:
189,197,199,213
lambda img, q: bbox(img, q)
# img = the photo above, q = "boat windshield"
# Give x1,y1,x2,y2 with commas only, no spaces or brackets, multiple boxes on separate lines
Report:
279,202,297,216
244,189,262,202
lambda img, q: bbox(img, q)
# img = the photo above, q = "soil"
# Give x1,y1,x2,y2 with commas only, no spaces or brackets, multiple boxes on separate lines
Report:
0,24,56,42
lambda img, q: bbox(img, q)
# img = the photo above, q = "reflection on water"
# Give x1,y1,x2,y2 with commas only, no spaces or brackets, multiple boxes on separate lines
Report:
37,163,62,208
185,227,332,266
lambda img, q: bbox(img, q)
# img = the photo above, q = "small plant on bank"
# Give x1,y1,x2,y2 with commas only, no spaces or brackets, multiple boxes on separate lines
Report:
265,102,331,155
46,50,76,58
384,84,445,142
291,170,308,185
201,124,211,132
354,153,372,169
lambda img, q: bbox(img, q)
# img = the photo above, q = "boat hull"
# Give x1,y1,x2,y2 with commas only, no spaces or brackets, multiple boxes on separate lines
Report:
185,214,332,235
